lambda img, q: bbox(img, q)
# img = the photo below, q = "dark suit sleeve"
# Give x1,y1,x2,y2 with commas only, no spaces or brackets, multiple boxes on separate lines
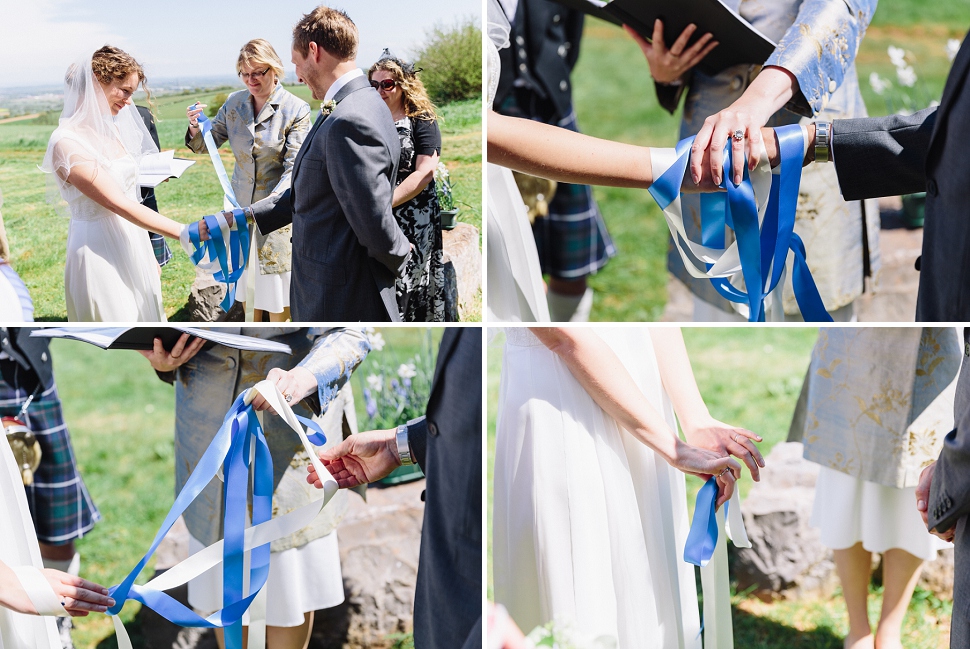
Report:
407,415,428,472
327,115,411,276
250,187,294,235
929,427,970,533
831,107,936,201
654,80,689,115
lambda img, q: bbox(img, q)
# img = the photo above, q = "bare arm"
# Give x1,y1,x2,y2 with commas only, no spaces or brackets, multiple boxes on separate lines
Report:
393,152,438,207
649,329,765,480
530,327,740,506
488,111,655,188
65,161,183,238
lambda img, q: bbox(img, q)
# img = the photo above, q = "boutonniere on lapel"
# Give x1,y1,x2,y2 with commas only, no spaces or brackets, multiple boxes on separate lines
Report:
319,100,337,118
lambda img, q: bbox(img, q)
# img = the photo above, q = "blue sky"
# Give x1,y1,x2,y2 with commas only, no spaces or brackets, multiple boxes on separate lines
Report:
0,0,481,88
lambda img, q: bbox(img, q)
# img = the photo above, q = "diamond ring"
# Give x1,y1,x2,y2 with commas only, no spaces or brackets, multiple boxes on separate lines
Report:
732,128,745,142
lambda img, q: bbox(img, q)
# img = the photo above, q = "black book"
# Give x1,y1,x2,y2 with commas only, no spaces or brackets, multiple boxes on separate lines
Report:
552,0,776,76
31,327,292,355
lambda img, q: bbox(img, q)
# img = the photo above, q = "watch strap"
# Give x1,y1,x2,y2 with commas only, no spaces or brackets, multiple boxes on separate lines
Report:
396,425,413,466
815,121,831,163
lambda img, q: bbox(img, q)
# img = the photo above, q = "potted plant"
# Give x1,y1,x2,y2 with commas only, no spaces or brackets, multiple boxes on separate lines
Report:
435,162,459,230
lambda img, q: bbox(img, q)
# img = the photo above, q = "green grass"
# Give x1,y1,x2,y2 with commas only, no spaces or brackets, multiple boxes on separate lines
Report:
486,328,951,646
569,17,967,321
47,328,434,649
0,87,481,321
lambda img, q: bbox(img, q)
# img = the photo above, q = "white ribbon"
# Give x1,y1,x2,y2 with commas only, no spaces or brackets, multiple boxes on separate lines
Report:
700,489,750,649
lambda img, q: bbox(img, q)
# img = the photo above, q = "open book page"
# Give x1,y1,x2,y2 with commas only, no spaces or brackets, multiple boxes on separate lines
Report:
139,151,195,188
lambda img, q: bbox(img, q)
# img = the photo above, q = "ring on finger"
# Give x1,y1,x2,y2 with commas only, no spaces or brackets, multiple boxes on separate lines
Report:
732,128,744,142
718,467,730,477
284,393,293,403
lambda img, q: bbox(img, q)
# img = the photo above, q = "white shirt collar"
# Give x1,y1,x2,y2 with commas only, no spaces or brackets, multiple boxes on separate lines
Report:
324,67,364,104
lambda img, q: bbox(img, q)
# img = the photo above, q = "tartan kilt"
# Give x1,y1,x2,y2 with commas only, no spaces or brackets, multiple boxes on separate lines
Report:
0,379,101,544
497,94,616,279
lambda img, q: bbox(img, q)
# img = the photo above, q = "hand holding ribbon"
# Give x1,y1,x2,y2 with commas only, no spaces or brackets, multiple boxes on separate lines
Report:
179,209,250,311
667,439,741,508
685,475,751,567
251,367,319,415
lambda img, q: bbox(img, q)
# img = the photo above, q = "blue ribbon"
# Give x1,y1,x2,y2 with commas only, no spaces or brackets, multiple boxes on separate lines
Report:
184,110,251,311
184,212,250,311
649,126,832,322
106,392,327,649
684,476,724,567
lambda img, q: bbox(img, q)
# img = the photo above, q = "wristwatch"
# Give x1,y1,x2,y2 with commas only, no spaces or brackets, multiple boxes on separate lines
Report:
815,121,832,163
396,424,413,466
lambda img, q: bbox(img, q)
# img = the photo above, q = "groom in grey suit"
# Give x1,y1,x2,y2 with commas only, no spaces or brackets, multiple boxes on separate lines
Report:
203,6,410,321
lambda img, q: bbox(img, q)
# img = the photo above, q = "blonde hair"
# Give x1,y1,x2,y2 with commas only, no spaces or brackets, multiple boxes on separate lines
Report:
90,45,155,113
237,39,285,81
368,58,438,121
292,6,358,60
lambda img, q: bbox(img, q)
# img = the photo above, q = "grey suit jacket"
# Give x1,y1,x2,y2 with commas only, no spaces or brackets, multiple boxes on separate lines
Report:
831,33,970,321
250,75,411,321
407,328,482,649
929,331,970,648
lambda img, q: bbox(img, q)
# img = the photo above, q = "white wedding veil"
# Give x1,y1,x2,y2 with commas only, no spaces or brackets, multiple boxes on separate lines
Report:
486,0,513,108
39,53,157,215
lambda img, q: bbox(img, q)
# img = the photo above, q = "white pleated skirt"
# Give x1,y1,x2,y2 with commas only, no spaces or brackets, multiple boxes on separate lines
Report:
234,268,291,314
494,328,701,648
187,531,344,627
811,466,951,562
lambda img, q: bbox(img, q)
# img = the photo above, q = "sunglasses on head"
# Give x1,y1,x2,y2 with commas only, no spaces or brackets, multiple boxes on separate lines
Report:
370,79,396,91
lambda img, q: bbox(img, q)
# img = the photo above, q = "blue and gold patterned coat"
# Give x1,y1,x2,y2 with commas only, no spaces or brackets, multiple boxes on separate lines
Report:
186,84,310,275
789,327,961,488
162,327,369,551
660,0,882,317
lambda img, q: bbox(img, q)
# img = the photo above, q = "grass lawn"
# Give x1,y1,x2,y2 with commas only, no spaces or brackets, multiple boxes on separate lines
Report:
0,85,481,321
49,328,436,649
486,327,951,646
568,6,970,321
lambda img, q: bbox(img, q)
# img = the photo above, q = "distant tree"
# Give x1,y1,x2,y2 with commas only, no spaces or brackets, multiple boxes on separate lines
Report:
207,93,228,118
413,16,482,104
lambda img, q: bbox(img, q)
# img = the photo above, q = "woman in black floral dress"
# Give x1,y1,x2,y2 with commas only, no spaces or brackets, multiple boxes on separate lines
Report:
369,52,457,322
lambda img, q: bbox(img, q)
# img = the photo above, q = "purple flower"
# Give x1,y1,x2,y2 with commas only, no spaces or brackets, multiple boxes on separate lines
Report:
363,388,377,418
403,378,412,389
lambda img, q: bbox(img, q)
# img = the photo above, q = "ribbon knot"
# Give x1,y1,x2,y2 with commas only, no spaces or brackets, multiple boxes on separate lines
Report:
649,125,832,322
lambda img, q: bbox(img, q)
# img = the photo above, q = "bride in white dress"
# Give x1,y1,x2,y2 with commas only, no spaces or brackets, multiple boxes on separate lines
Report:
41,46,186,322
494,327,764,647
0,428,114,649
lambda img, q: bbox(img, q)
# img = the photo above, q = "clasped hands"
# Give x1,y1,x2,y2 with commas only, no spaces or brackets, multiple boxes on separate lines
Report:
673,415,764,509
192,210,240,242
915,461,956,543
